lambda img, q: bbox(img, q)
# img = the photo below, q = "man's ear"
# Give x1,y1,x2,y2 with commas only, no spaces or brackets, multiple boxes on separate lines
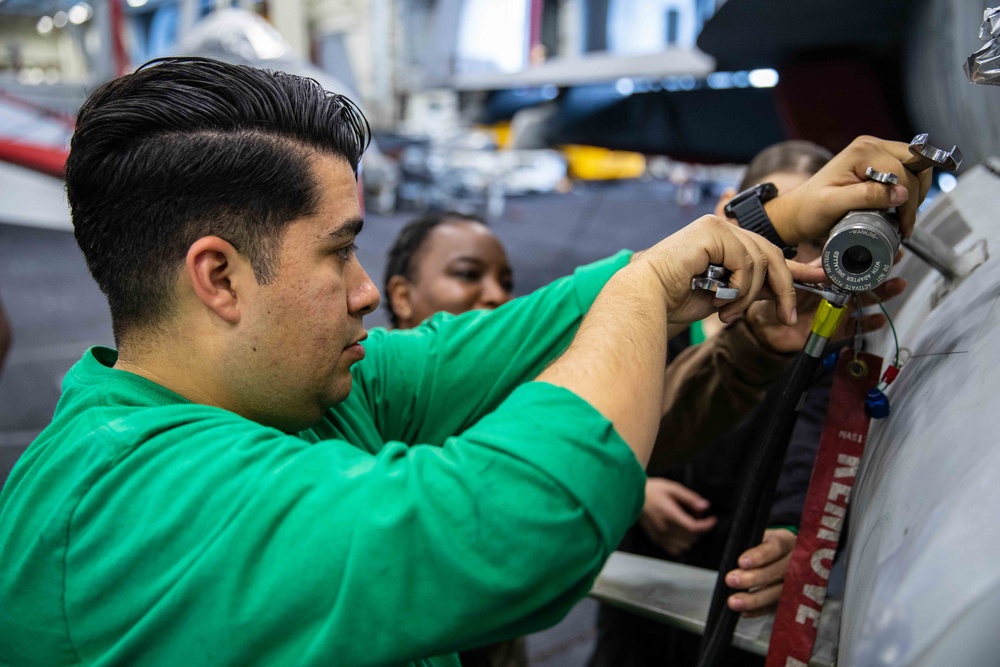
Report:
386,275,414,325
185,236,248,325
714,187,737,220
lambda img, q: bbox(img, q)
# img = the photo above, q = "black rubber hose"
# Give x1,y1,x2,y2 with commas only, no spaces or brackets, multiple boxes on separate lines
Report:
696,348,825,667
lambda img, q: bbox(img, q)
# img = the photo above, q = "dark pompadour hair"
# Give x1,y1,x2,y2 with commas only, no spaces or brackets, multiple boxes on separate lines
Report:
382,211,486,327
66,57,370,343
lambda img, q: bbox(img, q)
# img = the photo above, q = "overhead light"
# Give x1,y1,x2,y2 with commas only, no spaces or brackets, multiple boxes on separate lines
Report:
25,68,46,85
748,68,779,88
37,15,54,34
615,78,635,96
68,3,93,24
706,72,734,89
938,172,958,193
53,11,69,28
127,0,149,7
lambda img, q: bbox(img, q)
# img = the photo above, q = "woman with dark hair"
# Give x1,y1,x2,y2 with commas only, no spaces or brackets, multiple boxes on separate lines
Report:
384,211,514,330
384,212,524,667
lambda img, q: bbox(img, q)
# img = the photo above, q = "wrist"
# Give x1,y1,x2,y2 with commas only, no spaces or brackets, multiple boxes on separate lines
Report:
763,194,801,246
726,183,796,258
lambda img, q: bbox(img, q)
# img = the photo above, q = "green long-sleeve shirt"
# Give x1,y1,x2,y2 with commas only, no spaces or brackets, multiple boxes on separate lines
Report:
0,251,645,667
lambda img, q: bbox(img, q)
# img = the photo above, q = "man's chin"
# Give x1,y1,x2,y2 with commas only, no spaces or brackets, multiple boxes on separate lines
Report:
322,375,354,409
268,377,353,434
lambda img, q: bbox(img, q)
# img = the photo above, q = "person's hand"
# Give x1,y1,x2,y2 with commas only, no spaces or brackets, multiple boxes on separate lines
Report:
745,276,907,353
639,215,826,328
725,528,797,617
768,136,933,243
639,478,717,556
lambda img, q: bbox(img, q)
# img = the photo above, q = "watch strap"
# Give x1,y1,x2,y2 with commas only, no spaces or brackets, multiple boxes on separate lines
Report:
725,184,796,259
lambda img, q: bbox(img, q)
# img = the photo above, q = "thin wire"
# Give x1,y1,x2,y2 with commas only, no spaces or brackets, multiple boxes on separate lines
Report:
878,300,900,368
880,302,899,367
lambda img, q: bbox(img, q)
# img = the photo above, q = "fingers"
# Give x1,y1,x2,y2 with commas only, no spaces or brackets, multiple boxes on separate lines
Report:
780,136,929,243
669,511,718,535
869,276,907,303
718,229,797,326
645,496,717,534
639,512,716,556
641,479,717,538
842,136,929,238
658,215,817,327
657,479,712,514
724,233,771,320
725,530,795,612
787,259,826,286
727,583,783,615
894,168,933,238
737,529,796,569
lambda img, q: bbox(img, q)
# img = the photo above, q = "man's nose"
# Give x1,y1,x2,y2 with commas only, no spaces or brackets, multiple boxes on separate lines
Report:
349,261,380,316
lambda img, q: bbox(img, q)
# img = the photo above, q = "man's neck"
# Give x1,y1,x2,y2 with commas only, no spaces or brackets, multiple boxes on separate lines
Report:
114,339,228,411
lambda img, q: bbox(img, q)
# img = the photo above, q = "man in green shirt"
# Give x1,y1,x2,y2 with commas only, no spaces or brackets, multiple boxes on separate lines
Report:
0,58,927,666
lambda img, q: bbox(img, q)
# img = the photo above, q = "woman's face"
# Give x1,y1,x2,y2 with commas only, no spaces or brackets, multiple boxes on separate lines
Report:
389,220,514,329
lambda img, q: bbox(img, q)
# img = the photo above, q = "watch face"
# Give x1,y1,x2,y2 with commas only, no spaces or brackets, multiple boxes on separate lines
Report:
756,182,778,201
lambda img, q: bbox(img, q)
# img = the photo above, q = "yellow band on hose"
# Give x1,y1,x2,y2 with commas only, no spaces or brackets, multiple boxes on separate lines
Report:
810,299,847,339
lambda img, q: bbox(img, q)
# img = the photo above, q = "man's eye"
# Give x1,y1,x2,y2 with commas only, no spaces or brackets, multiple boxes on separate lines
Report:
335,243,358,261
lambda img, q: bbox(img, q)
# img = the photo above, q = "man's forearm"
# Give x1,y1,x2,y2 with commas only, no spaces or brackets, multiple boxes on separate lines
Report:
537,262,668,466
538,215,805,466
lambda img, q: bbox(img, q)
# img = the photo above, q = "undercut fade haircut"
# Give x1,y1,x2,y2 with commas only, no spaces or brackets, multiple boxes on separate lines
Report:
739,140,833,190
383,211,487,327
66,57,370,343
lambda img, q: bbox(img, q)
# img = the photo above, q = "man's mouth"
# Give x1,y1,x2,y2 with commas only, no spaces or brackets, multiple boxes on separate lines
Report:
345,332,368,350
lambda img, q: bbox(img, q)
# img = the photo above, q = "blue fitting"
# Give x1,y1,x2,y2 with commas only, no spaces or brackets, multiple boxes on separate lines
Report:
822,351,839,370
865,389,891,419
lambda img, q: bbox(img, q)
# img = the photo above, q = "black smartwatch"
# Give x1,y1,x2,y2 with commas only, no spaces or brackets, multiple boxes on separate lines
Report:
723,182,797,259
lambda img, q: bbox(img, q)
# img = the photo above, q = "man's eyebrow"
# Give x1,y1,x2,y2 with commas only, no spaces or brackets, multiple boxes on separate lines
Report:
326,217,364,241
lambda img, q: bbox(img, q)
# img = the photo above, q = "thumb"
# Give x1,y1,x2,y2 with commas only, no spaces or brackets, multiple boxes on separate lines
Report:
838,181,908,212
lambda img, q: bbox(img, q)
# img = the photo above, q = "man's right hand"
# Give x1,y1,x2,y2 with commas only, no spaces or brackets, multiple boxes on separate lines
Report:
639,477,717,556
637,215,826,329
537,215,822,466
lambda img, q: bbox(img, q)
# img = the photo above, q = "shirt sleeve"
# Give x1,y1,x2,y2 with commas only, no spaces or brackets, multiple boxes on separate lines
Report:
64,386,645,666
649,317,796,473
352,250,633,446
